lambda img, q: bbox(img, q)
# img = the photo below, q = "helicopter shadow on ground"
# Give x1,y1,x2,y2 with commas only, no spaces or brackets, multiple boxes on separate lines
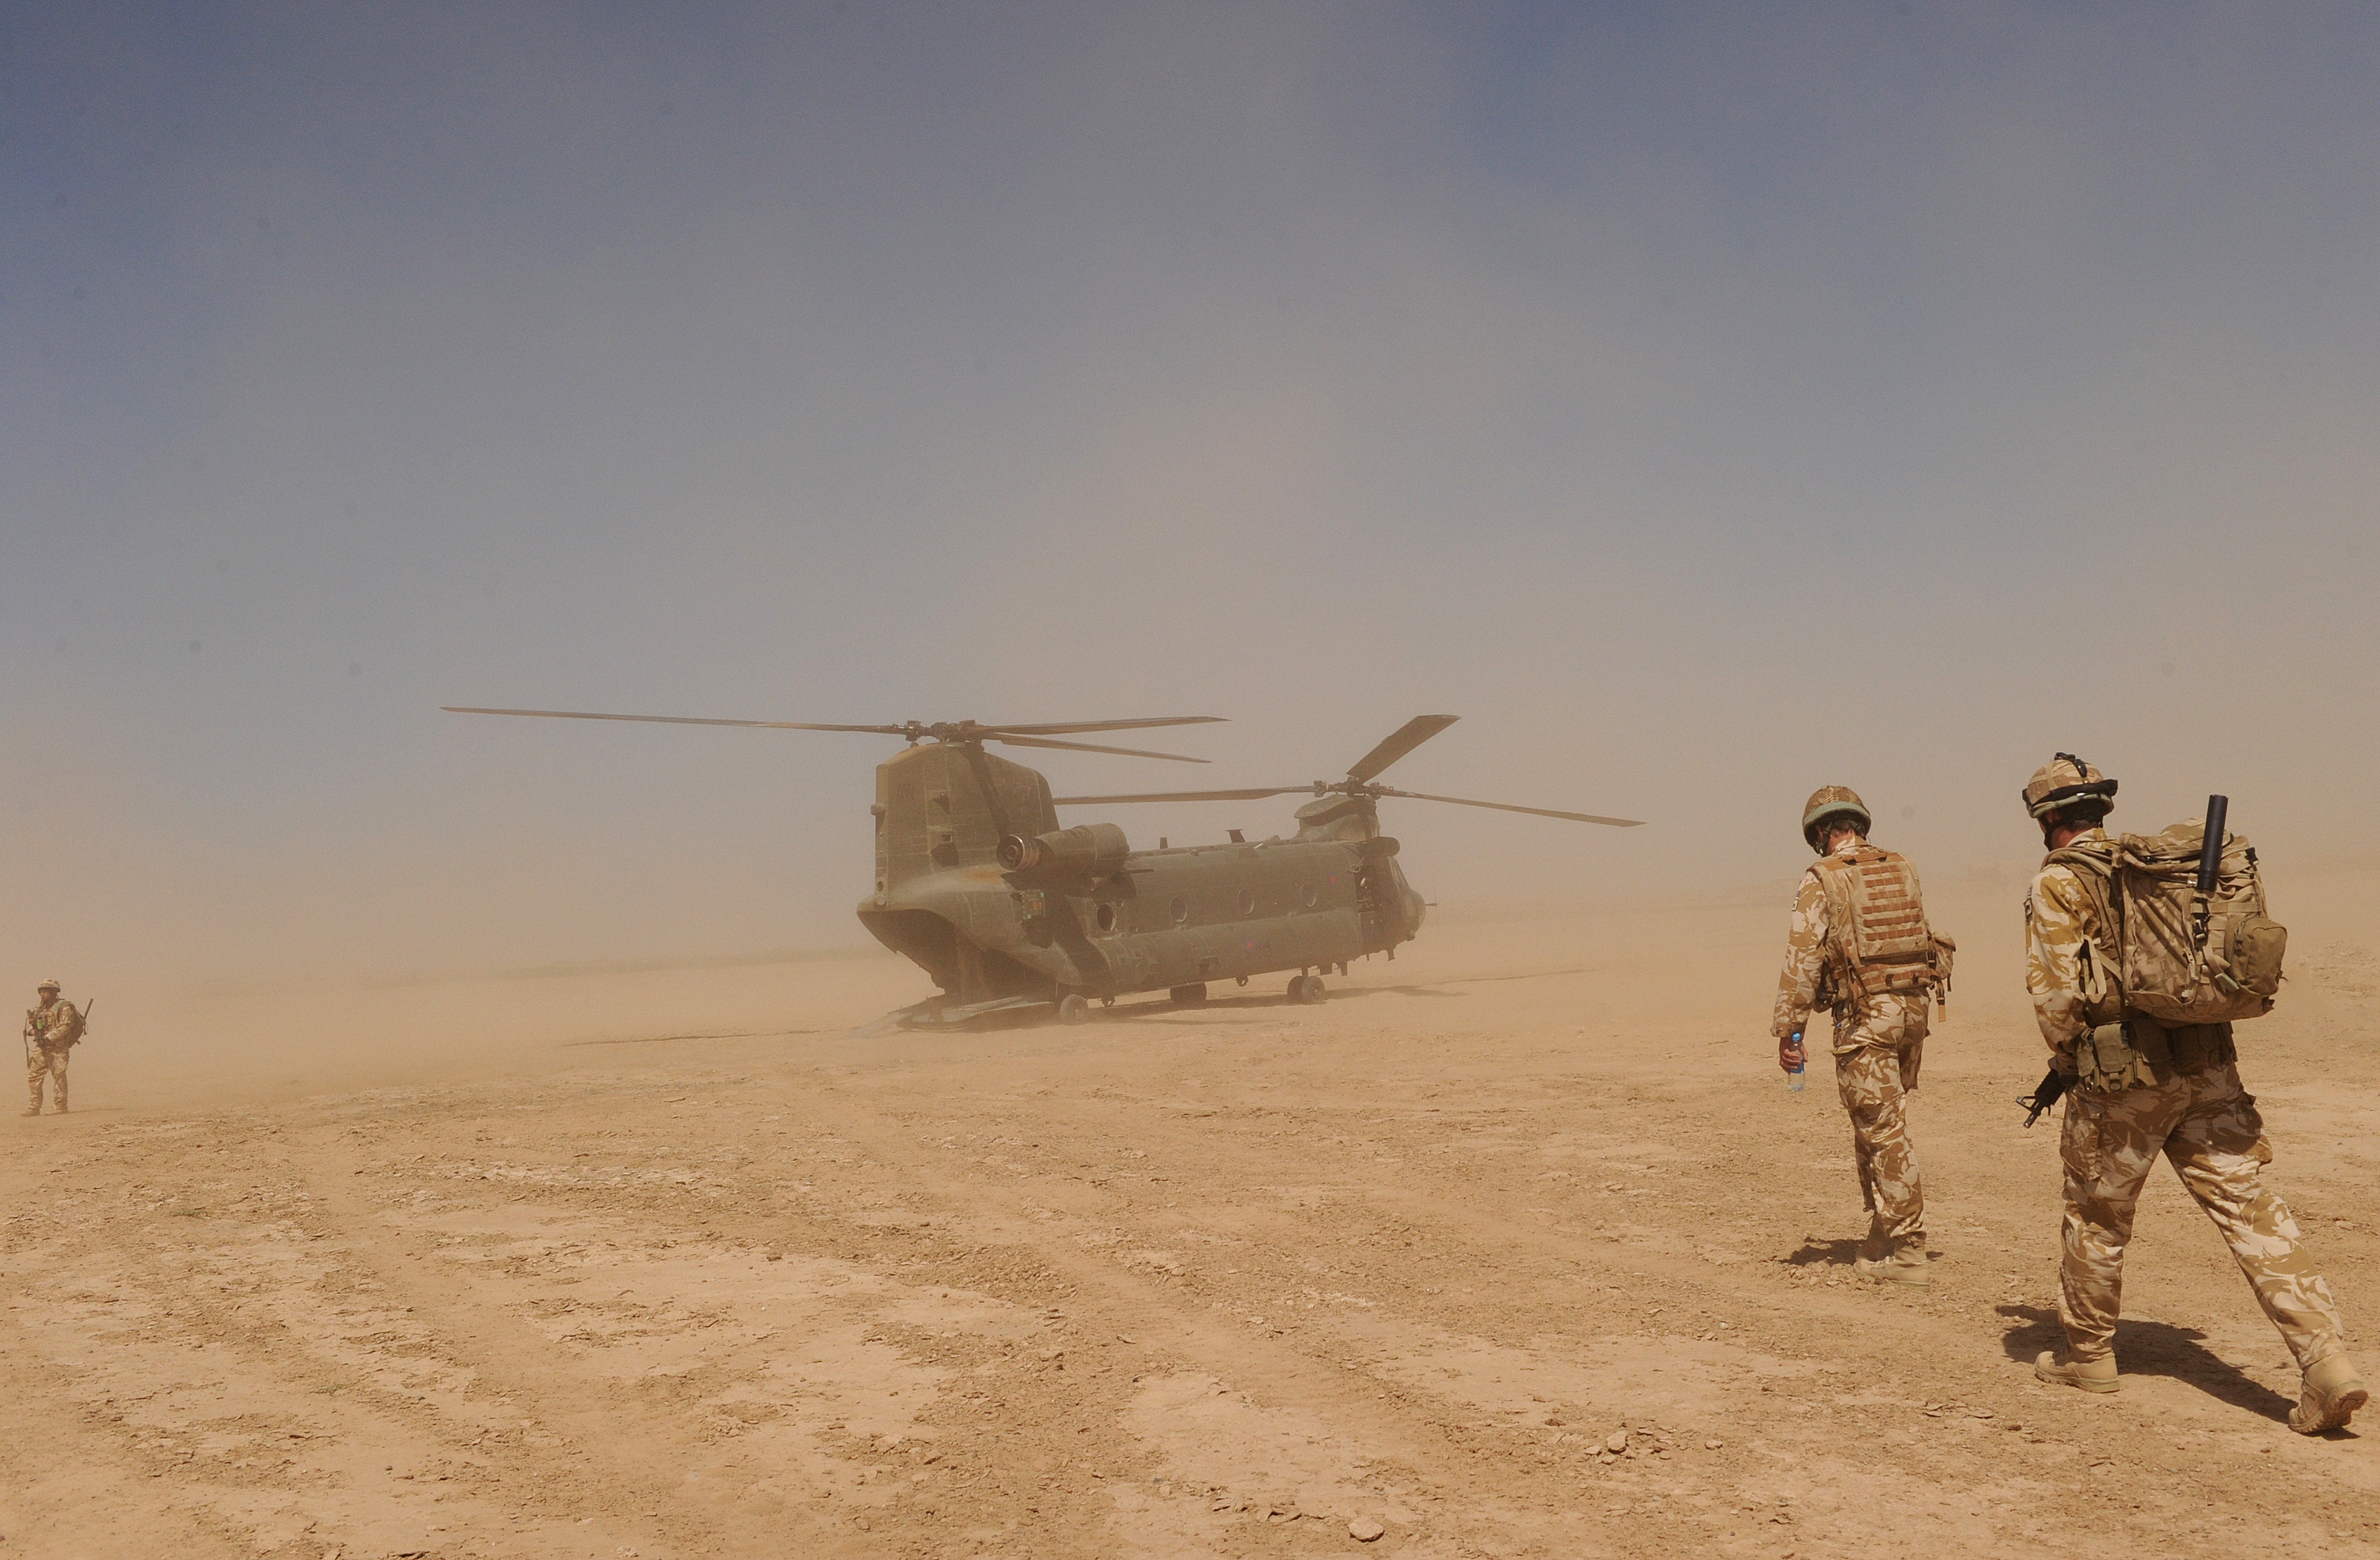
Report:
561,1028,828,1048
1100,984,1470,1026
1995,1304,2310,1427
1097,962,1609,1027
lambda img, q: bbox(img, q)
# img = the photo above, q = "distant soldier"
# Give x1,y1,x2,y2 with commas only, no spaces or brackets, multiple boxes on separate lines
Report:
1771,787,1954,1286
2022,755,2365,1432
23,977,83,1116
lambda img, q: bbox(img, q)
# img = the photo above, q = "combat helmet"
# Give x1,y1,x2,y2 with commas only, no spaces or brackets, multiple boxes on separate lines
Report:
1801,786,1872,853
36,977,59,993
2023,752,2117,821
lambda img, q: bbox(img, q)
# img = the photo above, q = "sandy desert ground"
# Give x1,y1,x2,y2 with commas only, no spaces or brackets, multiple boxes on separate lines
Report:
5,867,2377,1560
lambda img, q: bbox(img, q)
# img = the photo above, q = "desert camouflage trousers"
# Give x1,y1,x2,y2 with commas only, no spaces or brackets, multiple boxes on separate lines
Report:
26,1045,67,1113
2058,1064,2345,1369
1831,995,1927,1246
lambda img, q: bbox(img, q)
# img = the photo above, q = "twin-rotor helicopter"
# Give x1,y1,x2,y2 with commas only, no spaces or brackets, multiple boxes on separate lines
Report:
443,708,1642,1027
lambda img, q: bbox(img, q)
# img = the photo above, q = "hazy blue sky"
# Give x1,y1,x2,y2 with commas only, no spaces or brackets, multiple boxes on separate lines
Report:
6,3,2377,983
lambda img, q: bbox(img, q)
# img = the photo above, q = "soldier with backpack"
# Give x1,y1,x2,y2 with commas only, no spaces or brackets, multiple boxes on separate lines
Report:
1772,787,1955,1287
2021,754,2364,1432
23,978,84,1116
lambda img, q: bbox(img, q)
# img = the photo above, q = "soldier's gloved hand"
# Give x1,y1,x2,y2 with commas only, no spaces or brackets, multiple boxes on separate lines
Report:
1777,1033,1806,1074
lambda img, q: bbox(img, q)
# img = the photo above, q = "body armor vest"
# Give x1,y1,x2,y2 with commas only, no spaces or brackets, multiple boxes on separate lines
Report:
1810,847,1953,1005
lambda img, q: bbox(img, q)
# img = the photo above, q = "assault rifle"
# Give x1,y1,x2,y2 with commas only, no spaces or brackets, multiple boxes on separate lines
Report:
2019,1066,2069,1128
22,996,92,1052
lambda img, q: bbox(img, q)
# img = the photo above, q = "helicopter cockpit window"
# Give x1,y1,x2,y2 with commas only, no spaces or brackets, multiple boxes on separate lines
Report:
1236,888,1257,916
1095,901,1118,934
1169,896,1189,925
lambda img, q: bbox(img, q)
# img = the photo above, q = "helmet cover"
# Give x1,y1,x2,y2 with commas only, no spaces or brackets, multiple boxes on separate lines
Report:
1801,786,1873,852
2024,752,2118,820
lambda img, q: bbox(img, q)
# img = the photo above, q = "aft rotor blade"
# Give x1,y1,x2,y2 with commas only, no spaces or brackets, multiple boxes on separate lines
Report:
979,716,1227,736
1374,786,1644,827
1053,787,1307,805
443,708,906,733
1347,714,1460,783
991,734,1211,763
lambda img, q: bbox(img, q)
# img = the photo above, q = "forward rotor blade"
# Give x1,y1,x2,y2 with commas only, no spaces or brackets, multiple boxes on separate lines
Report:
1374,786,1644,827
1053,787,1307,805
443,708,906,733
990,734,1210,763
1347,714,1460,783
978,716,1227,736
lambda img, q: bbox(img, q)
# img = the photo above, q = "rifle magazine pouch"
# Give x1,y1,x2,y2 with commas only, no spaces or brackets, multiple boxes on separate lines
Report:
2077,1021,2161,1093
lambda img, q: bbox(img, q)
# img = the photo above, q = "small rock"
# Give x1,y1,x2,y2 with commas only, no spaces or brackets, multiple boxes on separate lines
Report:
1704,1439,1723,1450
1349,1517,1386,1543
1606,1431,1629,1454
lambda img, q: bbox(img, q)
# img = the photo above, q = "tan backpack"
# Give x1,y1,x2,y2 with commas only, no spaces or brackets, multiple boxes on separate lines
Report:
1810,847,1956,1008
2045,818,2285,1026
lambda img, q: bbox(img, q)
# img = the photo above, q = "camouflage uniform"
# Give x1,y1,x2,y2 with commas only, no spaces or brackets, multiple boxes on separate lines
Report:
2028,832,2347,1371
25,997,77,1115
1775,836,1929,1248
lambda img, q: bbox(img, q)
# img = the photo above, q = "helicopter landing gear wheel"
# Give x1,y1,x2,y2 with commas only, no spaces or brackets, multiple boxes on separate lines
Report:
1057,993,1092,1025
1291,973,1327,1005
1169,983,1207,1006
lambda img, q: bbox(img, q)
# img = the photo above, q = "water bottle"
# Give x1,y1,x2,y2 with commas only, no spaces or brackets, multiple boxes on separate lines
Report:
1786,1028,1807,1091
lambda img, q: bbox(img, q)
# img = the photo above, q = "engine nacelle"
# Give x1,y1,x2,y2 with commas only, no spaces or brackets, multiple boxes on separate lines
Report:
996,823,1131,880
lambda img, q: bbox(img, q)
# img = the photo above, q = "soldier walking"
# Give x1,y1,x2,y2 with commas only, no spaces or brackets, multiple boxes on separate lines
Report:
23,977,83,1116
2022,755,2364,1432
1771,787,1954,1287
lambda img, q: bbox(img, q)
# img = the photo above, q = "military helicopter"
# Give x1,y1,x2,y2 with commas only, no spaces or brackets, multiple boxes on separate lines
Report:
442,707,1640,1026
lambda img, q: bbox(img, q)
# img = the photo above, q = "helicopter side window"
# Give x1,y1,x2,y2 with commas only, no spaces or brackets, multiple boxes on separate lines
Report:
1236,888,1257,917
1170,895,1189,926
1095,901,1118,934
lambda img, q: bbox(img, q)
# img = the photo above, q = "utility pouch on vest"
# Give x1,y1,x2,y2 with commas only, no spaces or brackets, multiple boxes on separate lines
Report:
2074,1015,2233,1091
2158,1017,2236,1074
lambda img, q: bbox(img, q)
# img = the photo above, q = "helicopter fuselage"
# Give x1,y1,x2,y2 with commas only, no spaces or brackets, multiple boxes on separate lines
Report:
854,742,1421,1008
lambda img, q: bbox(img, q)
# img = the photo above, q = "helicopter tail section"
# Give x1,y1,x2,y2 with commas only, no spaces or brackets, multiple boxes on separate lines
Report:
858,905,1055,1006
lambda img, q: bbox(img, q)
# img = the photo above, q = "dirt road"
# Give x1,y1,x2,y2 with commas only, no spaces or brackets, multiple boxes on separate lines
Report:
5,884,2376,1559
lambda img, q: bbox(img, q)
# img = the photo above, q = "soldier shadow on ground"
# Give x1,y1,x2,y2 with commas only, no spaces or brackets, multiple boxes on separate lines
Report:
1781,1237,1865,1268
1994,1304,2300,1424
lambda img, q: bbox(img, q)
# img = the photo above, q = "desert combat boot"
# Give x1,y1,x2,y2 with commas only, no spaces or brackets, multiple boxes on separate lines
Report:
1854,1235,1929,1288
2033,1351,2120,1393
2289,1354,2369,1435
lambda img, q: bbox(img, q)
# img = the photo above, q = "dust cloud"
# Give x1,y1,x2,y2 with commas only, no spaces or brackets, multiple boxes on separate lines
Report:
4,6,2379,1557
6,6,2379,1001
